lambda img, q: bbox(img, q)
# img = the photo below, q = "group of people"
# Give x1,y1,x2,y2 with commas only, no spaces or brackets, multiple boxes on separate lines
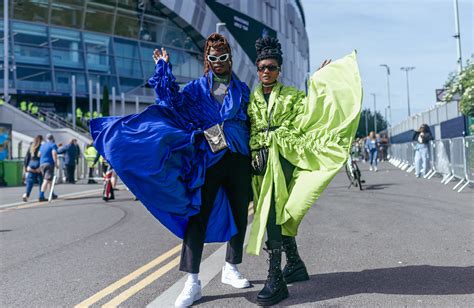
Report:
91,33,362,307
22,134,82,202
18,100,44,121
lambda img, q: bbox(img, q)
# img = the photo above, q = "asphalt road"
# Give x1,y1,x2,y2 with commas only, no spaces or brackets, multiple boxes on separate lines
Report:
1,162,473,307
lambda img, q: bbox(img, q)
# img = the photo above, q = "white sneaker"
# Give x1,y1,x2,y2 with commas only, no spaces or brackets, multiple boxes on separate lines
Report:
22,193,28,202
374,166,378,172
174,280,202,307
369,166,373,171
221,265,250,288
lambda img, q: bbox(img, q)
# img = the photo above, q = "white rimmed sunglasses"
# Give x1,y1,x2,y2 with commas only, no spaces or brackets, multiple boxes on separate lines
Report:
207,53,230,63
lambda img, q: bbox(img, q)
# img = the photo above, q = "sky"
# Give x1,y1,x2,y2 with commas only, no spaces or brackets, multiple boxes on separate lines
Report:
301,0,473,126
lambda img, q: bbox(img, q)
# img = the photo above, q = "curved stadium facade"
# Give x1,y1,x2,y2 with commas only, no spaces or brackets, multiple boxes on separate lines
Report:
1,0,309,117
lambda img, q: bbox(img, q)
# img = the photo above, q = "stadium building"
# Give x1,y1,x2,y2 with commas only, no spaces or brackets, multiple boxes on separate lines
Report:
1,0,309,119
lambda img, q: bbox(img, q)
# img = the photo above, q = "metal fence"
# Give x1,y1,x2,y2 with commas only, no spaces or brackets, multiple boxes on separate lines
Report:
388,136,473,193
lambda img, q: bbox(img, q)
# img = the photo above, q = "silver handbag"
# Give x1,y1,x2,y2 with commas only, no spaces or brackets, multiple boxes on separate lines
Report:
203,123,228,153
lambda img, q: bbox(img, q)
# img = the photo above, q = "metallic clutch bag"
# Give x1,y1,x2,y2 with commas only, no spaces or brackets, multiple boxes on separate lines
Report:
203,123,228,153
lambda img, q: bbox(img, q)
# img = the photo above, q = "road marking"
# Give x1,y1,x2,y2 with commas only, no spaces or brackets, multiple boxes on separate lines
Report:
0,185,126,211
75,244,181,308
76,203,255,307
102,256,181,307
147,216,254,307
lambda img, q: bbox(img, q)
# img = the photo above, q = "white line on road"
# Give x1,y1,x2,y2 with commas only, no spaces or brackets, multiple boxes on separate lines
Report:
147,219,254,308
0,186,126,210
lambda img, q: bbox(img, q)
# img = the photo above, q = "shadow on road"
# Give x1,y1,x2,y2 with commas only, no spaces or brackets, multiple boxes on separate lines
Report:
196,265,474,305
363,183,397,190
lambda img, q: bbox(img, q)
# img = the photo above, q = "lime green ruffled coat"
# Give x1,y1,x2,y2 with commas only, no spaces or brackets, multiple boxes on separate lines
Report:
246,51,362,255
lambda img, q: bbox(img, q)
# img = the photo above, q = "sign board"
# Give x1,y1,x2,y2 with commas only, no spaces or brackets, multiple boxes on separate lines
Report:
0,123,12,161
205,0,277,63
436,88,461,102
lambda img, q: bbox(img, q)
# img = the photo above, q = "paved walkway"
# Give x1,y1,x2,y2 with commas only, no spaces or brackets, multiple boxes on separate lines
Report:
0,179,105,208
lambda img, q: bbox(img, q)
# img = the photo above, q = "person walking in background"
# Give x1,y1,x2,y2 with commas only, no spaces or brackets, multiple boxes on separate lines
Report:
413,124,433,178
85,142,98,184
22,135,44,202
58,139,80,184
365,131,379,171
39,133,58,201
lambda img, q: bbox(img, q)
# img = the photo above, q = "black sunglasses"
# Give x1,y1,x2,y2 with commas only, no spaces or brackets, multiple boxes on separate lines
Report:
257,65,280,72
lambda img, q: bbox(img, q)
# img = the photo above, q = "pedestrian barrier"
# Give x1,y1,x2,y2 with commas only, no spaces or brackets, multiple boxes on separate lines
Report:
389,136,473,193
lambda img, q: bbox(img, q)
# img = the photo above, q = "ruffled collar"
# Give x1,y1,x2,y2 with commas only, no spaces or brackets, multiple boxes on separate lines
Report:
254,81,283,114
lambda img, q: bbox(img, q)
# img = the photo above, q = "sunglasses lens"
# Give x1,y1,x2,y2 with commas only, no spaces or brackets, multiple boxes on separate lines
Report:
258,65,279,72
208,55,218,62
219,54,229,62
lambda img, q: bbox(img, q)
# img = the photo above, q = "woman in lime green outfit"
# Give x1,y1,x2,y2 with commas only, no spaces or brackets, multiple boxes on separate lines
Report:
247,36,362,306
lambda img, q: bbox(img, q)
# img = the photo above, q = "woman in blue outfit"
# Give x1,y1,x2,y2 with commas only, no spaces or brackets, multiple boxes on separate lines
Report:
412,124,433,177
365,131,379,171
90,33,251,307
22,135,44,202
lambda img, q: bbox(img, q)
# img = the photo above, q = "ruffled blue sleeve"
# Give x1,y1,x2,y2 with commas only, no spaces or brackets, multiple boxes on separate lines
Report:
147,59,182,107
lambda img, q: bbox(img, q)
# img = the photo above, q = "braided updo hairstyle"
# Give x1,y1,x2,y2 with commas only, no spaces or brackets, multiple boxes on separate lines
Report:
255,36,283,66
204,33,232,74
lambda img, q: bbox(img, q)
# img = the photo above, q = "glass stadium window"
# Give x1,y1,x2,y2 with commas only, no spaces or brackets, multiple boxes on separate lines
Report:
13,0,49,23
114,39,142,78
88,74,119,95
55,71,87,93
115,56,142,78
85,3,114,34
0,22,3,58
163,25,187,49
116,0,140,10
139,43,156,79
14,44,50,66
140,15,165,43
91,0,118,7
16,66,52,91
12,23,48,46
51,28,84,69
50,1,83,28
84,33,112,73
119,77,144,93
115,10,141,39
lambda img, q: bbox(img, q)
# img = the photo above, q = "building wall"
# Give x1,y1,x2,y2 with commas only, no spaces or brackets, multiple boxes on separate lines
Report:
1,0,309,116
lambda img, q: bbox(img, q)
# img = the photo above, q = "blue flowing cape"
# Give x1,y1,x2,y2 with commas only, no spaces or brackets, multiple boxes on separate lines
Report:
90,60,250,242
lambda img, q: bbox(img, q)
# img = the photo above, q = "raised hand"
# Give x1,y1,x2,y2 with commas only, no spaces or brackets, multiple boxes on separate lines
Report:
153,47,169,64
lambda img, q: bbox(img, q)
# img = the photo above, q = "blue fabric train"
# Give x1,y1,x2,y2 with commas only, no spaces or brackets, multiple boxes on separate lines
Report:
90,59,250,242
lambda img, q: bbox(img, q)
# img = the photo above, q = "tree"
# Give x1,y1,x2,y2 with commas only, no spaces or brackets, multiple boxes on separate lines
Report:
356,108,388,138
444,56,474,117
101,86,110,116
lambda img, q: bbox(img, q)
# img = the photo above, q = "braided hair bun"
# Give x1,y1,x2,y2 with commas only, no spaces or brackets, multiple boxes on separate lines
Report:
255,36,283,66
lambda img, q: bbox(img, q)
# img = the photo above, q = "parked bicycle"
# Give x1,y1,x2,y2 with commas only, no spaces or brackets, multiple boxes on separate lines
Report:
345,155,364,190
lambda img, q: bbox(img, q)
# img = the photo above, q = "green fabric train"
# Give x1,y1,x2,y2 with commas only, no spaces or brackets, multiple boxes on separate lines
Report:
246,51,363,255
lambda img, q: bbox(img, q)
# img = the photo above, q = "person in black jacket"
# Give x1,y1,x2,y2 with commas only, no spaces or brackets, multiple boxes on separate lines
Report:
58,139,80,184
412,124,433,177
22,135,43,202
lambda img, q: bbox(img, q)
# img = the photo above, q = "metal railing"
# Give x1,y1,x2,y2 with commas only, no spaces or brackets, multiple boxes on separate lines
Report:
388,136,473,193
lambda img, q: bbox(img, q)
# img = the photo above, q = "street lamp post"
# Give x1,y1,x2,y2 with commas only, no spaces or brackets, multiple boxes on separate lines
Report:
3,0,9,103
371,93,377,133
365,110,369,136
379,64,392,129
400,67,415,117
453,0,463,72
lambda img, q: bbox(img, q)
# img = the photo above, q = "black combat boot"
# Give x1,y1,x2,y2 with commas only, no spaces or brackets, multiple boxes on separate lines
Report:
282,235,309,283
256,241,289,306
